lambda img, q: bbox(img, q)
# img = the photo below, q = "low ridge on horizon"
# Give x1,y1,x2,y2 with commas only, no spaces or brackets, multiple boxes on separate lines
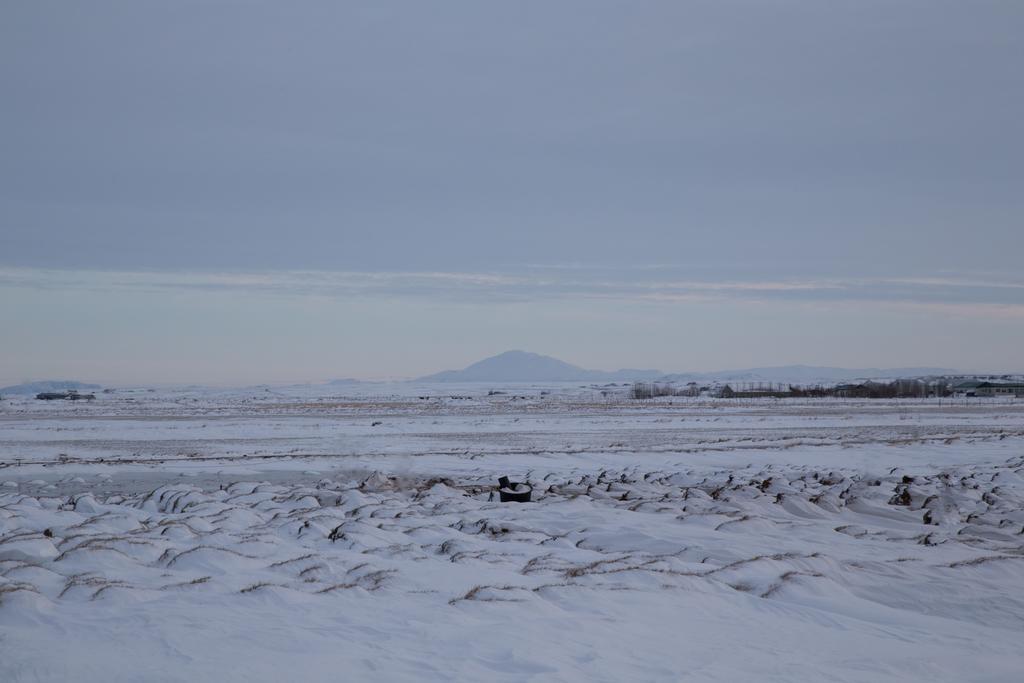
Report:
418,350,962,384
0,380,103,395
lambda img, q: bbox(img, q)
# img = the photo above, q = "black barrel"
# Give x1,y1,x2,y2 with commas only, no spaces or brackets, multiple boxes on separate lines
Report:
497,477,532,502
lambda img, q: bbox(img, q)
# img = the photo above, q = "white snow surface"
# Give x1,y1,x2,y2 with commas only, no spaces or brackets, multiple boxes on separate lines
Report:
1,386,1023,681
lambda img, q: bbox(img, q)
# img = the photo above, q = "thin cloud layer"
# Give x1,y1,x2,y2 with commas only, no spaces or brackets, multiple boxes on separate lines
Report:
2,267,1022,317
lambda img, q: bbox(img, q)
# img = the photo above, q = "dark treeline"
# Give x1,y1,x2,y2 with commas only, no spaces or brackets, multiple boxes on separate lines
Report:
827,379,953,399
630,382,701,399
631,379,957,400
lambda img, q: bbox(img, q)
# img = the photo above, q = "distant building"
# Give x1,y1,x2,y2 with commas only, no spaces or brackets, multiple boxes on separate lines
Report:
35,390,96,401
36,392,70,400
951,380,985,397
974,382,1024,398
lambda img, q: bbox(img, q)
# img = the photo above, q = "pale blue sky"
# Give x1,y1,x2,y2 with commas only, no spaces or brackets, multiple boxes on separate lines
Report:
1,2,1022,384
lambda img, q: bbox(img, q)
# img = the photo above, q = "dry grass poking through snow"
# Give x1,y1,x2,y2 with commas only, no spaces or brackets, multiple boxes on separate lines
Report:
2,458,1024,621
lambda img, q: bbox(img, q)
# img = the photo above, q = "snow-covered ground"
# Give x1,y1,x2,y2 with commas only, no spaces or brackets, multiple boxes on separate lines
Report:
2,386,1023,681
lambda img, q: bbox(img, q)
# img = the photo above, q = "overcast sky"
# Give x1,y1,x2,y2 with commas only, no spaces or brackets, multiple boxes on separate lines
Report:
2,1,1022,385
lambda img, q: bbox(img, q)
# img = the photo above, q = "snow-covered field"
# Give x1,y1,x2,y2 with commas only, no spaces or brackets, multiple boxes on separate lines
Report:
2,386,1023,681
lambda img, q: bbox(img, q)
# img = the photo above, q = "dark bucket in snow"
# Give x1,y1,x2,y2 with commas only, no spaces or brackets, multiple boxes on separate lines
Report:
497,476,532,503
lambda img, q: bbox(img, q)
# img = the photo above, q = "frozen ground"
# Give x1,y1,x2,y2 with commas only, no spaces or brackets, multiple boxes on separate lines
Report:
2,386,1023,681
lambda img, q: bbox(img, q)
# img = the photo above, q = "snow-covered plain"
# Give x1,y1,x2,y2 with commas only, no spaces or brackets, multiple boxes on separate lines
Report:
2,385,1023,681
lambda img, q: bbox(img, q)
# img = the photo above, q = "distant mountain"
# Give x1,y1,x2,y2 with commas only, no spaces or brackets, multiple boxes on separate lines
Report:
419,351,662,383
662,365,960,384
1,380,102,395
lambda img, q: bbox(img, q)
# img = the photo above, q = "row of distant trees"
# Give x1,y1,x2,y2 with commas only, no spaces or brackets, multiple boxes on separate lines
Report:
631,379,957,400
629,382,700,399
828,379,954,399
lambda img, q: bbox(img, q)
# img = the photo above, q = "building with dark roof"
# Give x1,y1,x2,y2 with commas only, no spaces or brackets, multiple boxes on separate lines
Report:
974,382,1024,398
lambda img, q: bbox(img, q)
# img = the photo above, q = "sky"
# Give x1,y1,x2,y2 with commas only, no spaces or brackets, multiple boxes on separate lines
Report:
1,1,1022,385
